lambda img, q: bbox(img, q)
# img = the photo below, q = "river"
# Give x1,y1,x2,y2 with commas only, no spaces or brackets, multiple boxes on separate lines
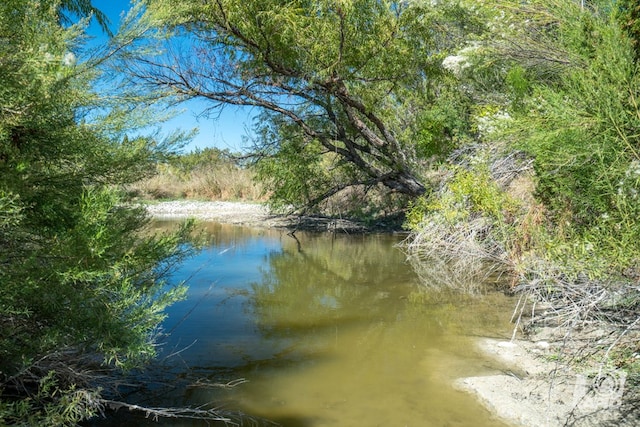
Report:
92,221,515,426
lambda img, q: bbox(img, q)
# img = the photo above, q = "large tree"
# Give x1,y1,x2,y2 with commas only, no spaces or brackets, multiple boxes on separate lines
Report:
125,0,479,211
0,1,192,424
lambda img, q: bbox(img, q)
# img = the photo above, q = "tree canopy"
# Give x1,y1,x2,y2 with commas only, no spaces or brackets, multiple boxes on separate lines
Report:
125,0,480,211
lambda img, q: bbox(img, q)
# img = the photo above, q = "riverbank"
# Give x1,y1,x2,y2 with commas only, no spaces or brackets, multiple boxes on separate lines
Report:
457,335,625,427
144,200,627,427
144,200,398,232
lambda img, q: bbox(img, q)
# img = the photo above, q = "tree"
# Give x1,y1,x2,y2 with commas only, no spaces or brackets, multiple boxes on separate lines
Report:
58,0,111,33
125,0,479,211
0,1,192,424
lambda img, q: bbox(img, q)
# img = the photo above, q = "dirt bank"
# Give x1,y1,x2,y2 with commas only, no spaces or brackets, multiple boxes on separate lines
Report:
144,200,393,232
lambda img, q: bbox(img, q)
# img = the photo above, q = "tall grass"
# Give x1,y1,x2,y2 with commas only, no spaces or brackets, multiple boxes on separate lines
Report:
128,148,265,202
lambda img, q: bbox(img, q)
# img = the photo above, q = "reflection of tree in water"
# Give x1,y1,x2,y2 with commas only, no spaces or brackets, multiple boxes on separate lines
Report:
221,232,517,427
248,233,416,337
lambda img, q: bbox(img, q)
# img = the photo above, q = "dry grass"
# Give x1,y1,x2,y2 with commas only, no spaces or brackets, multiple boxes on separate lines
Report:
401,215,516,294
129,164,265,202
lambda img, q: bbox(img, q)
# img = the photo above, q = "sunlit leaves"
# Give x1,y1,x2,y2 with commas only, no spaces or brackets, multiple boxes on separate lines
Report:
125,0,485,209
0,1,194,424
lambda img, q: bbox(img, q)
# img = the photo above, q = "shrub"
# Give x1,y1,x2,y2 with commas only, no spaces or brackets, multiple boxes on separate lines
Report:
0,1,193,424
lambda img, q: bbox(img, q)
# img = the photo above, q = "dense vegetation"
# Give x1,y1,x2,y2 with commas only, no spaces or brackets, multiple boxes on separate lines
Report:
2,0,640,424
0,1,194,425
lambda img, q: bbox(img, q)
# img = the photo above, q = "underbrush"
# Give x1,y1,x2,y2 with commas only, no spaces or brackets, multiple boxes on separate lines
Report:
402,144,534,293
403,142,640,423
315,184,411,227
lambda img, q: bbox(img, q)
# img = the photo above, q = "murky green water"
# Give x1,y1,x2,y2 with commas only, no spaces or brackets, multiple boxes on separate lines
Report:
93,221,515,426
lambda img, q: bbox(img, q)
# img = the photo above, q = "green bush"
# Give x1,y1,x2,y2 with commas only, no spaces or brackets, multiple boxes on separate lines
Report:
506,1,640,274
0,1,193,424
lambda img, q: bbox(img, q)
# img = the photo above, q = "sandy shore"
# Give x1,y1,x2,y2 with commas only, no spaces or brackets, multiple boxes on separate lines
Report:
145,200,372,231
455,337,625,427
145,200,282,227
145,200,625,427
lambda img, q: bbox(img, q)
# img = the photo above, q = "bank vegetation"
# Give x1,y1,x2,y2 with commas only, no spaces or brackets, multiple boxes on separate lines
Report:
2,0,640,425
128,147,264,201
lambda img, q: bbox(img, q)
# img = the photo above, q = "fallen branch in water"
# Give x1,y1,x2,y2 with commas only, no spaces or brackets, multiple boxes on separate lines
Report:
101,399,278,426
102,400,233,423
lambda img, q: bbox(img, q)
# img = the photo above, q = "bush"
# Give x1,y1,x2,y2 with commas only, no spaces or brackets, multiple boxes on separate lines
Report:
502,1,640,277
403,149,525,292
0,2,193,424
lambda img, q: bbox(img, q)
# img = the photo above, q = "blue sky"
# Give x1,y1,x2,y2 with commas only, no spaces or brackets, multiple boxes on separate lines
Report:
88,0,255,153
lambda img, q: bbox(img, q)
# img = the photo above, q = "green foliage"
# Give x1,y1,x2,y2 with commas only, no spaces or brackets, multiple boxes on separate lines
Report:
0,1,193,424
0,372,101,427
129,0,488,210
167,147,231,175
617,0,640,61
253,118,333,211
406,165,515,229
58,0,111,34
501,1,640,273
505,65,531,109
449,168,514,220
411,77,473,158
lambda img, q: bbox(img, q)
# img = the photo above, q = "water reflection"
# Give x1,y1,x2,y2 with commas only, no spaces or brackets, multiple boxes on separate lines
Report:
92,221,514,427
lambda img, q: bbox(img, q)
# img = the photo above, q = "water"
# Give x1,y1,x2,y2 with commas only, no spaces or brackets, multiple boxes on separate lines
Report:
93,221,515,427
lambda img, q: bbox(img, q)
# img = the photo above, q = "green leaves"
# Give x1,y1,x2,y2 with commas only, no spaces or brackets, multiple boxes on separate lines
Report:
126,0,485,209
617,0,640,61
253,118,333,211
480,0,640,275
0,1,194,424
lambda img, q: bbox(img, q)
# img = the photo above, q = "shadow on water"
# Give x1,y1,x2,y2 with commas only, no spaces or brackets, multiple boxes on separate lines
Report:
88,221,516,427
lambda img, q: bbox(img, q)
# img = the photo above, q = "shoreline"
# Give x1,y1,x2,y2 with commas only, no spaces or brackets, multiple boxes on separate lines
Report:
144,200,397,232
144,200,623,427
456,337,623,427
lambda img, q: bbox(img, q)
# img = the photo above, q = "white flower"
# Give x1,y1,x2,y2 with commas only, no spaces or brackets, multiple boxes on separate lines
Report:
476,110,511,136
627,160,640,176
62,52,76,67
442,42,481,77
442,55,469,76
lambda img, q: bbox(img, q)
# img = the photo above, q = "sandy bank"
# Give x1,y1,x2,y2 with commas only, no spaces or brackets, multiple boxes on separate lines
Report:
144,200,378,232
144,200,281,227
456,337,625,427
